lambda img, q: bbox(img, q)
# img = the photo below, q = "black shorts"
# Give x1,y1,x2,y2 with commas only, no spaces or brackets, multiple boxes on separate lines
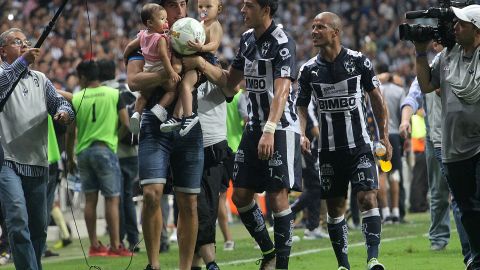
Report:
221,147,235,193
302,151,322,190
318,144,378,198
196,141,230,250
196,162,223,250
233,128,302,193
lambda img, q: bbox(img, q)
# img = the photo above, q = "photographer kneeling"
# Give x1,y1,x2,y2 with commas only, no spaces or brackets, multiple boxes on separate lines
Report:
414,5,480,270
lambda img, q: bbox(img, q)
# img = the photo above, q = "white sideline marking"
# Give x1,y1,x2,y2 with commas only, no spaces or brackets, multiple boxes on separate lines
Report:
218,234,419,266
40,234,422,266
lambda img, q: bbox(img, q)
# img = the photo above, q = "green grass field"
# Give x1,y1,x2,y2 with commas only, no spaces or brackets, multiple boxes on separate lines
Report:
3,213,465,270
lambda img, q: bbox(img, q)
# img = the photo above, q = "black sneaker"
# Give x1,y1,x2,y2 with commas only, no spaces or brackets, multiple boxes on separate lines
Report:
160,117,182,132
144,264,160,270
43,249,60,257
128,244,140,253
179,114,199,137
256,253,276,270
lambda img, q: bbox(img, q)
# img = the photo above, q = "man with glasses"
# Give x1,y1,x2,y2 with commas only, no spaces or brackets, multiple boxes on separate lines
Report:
0,28,74,270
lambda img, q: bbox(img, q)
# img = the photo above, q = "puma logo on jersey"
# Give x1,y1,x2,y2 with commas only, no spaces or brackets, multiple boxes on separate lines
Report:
311,70,319,76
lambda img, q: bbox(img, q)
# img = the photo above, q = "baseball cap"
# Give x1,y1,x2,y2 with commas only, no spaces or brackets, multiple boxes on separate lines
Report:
452,4,480,29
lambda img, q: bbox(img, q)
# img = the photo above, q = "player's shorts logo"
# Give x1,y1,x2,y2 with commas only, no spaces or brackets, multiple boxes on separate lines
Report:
320,163,334,175
235,150,245,163
268,151,283,167
320,176,332,191
357,155,372,169
233,163,239,180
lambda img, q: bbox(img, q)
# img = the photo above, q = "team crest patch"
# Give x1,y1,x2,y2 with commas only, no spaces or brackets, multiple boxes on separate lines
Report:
22,88,28,96
268,151,283,167
357,155,372,169
321,176,332,191
233,163,239,180
261,41,271,56
343,58,356,75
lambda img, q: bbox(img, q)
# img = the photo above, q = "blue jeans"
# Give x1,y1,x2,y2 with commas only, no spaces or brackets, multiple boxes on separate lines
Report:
426,140,450,246
119,156,139,246
77,145,121,197
0,166,48,270
44,164,59,252
139,111,203,193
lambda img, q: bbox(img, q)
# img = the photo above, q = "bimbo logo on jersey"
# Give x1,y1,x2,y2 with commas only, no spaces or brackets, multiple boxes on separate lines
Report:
317,96,357,112
245,77,267,91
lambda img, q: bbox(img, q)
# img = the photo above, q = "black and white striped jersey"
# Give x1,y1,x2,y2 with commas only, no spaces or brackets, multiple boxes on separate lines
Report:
296,47,381,152
231,21,299,133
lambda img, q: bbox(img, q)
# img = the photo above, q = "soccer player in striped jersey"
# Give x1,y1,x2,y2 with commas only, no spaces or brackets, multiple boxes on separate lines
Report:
183,1,301,269
296,12,392,270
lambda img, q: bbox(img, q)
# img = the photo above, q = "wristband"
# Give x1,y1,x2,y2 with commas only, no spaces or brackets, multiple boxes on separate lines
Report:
263,121,277,134
416,51,427,58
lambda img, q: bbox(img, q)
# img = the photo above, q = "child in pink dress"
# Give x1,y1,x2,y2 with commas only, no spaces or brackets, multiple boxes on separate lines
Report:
124,3,181,134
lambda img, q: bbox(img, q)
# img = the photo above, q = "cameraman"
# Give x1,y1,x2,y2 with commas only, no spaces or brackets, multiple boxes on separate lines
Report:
415,5,480,269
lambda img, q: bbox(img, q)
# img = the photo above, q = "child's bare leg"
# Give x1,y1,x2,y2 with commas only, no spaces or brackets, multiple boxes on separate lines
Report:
178,70,198,117
173,98,183,119
171,55,182,74
134,93,148,114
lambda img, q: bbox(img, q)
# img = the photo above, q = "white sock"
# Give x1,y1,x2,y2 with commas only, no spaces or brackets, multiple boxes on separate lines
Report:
392,207,400,217
151,104,168,122
381,207,391,218
131,111,140,119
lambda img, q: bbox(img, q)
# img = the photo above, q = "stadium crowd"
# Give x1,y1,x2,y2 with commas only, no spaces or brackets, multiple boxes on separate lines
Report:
1,0,480,270
0,0,454,90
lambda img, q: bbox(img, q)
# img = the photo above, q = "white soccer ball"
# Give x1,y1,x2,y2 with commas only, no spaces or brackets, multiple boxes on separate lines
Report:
170,18,206,56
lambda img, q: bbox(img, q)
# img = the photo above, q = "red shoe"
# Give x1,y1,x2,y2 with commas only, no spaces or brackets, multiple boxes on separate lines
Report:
107,245,133,257
89,242,108,257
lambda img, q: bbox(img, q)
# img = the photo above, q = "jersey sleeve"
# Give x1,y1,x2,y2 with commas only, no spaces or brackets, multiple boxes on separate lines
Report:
296,64,313,107
231,35,245,71
358,55,379,92
272,38,296,81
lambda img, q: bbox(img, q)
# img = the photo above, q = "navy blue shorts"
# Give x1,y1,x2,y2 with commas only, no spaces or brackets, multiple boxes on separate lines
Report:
233,128,302,193
318,144,379,198
138,111,204,194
